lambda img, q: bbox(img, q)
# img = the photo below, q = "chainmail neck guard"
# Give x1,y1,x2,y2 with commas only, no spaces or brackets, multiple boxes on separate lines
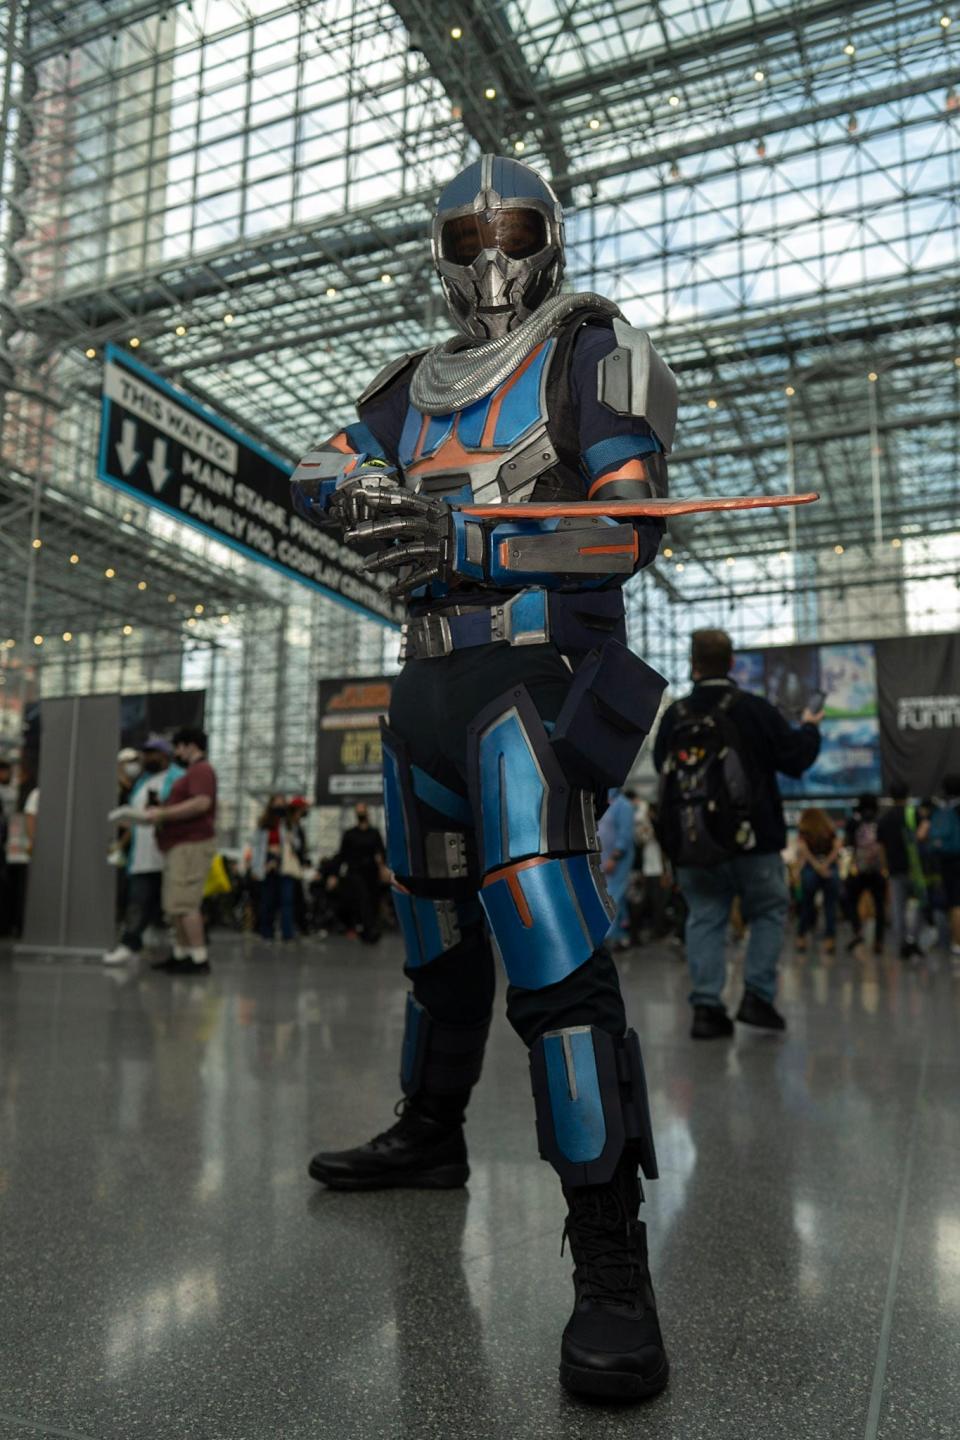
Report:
409,292,621,415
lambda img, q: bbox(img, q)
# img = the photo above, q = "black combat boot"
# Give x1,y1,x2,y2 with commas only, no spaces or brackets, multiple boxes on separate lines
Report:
308,1098,469,1190
560,1157,669,1400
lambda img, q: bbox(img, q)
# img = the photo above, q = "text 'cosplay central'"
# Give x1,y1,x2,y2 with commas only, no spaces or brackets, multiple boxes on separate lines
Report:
292,154,676,1401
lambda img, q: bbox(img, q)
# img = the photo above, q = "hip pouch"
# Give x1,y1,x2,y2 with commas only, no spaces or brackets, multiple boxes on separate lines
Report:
550,640,666,788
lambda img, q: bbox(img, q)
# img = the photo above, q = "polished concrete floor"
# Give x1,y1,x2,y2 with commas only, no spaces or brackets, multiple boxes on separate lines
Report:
1,928,958,1440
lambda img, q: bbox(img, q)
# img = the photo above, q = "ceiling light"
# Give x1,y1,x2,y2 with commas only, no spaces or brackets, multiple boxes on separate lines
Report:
707,397,718,409
137,580,147,591
194,603,204,614
834,544,845,555
33,635,43,646
450,25,462,39
380,273,392,284
676,562,685,572
129,337,140,348
663,547,673,558
868,371,878,382
31,537,41,549
668,94,680,107
85,347,96,359
104,567,115,578
62,632,72,642
754,69,765,82
69,552,79,564
122,624,133,636
785,384,795,396
223,312,234,324
940,14,952,27
891,537,902,548
175,324,187,336
588,117,600,130
325,286,337,298
186,617,197,627
167,592,176,602
484,86,496,100
843,42,855,55
514,139,525,152
219,614,230,624
725,556,735,566
847,113,858,133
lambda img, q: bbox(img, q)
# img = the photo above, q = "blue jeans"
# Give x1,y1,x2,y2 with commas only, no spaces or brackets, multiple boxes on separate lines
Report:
798,862,839,938
677,852,789,1008
259,872,296,941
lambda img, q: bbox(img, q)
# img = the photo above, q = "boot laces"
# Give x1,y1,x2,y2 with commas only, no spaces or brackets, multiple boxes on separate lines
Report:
369,1098,417,1150
562,1189,646,1308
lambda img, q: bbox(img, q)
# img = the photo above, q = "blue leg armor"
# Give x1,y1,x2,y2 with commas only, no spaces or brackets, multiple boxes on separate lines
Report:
466,685,612,989
381,719,492,1104
529,1025,658,1188
400,994,490,1098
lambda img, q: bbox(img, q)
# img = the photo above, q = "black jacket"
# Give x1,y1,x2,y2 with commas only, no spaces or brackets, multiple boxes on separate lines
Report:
653,678,821,854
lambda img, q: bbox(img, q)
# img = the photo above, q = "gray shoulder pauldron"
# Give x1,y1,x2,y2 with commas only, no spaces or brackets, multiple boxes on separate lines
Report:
357,351,426,409
596,320,677,453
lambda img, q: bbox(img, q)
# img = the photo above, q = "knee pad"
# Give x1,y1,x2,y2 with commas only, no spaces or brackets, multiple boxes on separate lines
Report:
466,685,608,988
480,853,614,989
392,887,484,970
400,994,490,1098
529,1025,658,1187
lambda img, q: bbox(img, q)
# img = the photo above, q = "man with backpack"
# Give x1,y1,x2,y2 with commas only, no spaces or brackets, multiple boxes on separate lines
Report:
653,629,822,1038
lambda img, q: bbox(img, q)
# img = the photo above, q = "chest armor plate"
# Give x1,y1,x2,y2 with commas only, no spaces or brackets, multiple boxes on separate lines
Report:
397,339,559,505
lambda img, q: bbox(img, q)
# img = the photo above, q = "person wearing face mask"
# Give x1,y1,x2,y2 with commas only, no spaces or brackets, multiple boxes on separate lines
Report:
103,736,183,965
332,802,386,943
254,793,294,941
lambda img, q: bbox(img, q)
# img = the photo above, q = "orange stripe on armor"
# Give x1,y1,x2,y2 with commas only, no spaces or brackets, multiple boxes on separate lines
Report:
578,533,640,560
480,343,546,448
329,431,353,454
483,856,552,928
407,432,482,478
586,459,649,498
498,539,511,569
412,413,431,461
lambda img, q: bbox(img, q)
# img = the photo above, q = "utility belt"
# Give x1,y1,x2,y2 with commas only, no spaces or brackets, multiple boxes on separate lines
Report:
399,588,627,661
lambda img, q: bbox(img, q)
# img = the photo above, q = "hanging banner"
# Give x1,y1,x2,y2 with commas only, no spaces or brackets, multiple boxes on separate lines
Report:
315,677,393,804
876,634,960,796
97,343,402,626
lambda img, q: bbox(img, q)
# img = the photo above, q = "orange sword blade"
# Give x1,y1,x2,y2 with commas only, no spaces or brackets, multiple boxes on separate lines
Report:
459,491,819,519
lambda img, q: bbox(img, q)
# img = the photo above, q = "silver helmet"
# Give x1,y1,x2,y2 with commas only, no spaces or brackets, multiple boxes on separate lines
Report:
432,153,565,341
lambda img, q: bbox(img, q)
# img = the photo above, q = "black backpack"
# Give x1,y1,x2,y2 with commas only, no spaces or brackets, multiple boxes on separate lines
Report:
656,691,756,866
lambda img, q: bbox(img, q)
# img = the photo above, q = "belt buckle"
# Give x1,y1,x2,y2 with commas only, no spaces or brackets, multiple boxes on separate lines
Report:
413,613,453,658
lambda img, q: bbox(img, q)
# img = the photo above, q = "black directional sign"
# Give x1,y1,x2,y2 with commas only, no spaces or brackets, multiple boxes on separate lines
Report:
97,342,402,625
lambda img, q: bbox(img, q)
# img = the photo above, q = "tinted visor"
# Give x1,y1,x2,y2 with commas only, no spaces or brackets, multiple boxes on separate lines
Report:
440,208,548,265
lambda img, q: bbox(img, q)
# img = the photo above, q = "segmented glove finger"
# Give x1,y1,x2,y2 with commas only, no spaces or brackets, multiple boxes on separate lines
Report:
345,517,432,546
365,541,439,571
388,565,442,597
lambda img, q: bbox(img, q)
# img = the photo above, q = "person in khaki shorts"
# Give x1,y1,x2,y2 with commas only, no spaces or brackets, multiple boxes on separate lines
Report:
145,727,218,975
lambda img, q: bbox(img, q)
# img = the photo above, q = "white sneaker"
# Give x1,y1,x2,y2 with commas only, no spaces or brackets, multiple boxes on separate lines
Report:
102,944,135,965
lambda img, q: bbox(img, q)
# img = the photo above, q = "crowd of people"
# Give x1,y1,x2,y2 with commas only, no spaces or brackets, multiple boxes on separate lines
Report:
3,630,959,1007
592,628,960,1041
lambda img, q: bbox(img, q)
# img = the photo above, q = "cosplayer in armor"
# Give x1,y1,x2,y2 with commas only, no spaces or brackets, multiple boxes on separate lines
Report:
293,155,675,1401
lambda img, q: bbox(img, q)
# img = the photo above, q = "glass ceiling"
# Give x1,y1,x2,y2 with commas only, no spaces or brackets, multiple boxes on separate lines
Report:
4,0,959,650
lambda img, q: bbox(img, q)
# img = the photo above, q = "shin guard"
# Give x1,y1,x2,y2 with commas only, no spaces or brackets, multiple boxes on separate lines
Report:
400,994,490,1099
529,1025,658,1188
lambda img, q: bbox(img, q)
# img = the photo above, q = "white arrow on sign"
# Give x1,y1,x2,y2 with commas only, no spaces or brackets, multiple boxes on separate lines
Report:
146,436,170,493
115,418,140,476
